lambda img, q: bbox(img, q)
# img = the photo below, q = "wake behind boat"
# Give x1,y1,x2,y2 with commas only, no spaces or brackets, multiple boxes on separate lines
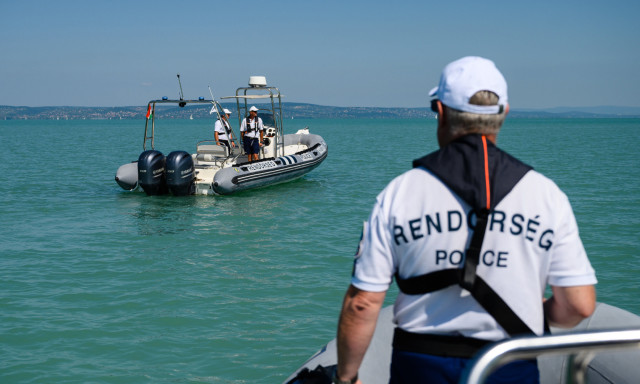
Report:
115,76,327,196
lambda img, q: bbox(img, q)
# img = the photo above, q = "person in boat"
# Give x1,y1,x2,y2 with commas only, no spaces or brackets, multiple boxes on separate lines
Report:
240,106,265,162
334,56,597,384
215,108,236,152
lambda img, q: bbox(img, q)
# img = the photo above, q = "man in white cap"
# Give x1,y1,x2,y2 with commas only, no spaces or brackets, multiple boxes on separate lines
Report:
240,106,265,162
215,108,236,153
334,56,596,383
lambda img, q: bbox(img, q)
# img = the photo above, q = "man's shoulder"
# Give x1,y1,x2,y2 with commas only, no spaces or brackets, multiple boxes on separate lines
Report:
517,169,566,197
389,166,432,182
378,167,441,198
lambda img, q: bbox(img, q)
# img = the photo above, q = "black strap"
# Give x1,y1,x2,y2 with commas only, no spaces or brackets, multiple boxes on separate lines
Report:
464,209,539,335
246,116,257,132
461,209,489,291
395,208,537,336
470,275,536,335
393,327,491,358
221,119,231,138
395,269,459,295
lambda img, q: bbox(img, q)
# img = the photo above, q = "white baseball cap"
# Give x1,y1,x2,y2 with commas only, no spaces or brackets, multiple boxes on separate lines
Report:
249,106,259,112
223,108,232,114
429,56,507,115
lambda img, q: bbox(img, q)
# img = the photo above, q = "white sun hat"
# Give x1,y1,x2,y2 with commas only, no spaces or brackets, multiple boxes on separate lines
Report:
249,106,259,112
429,56,507,115
223,108,232,114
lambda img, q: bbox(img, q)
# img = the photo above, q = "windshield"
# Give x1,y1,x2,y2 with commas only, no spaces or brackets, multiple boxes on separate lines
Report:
257,112,276,127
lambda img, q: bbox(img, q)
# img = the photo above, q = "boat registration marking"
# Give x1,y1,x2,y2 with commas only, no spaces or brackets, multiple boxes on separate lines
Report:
246,160,278,172
301,153,314,161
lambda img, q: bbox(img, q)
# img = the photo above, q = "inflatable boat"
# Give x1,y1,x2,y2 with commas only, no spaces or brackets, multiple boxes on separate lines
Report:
114,76,327,196
211,131,327,195
285,303,640,384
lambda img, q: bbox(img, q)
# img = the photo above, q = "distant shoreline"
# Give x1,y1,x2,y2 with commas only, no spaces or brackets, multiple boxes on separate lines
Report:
2,103,639,120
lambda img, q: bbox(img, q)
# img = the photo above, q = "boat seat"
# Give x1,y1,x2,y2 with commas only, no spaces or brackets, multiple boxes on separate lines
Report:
197,144,228,158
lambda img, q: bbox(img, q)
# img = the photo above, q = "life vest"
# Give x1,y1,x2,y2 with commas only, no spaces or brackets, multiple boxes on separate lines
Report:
245,116,259,133
218,118,230,137
395,134,543,336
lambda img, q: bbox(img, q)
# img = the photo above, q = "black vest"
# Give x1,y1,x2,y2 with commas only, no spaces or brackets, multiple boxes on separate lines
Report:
396,134,540,336
219,119,230,135
245,116,258,132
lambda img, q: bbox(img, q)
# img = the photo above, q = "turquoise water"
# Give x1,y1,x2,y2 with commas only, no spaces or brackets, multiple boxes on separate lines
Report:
1,117,639,383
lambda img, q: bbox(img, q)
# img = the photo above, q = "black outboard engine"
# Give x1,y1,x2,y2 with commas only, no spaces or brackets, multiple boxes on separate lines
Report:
166,150,195,196
138,150,168,195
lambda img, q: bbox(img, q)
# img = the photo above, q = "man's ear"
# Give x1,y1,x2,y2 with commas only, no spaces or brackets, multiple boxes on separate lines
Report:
437,100,446,125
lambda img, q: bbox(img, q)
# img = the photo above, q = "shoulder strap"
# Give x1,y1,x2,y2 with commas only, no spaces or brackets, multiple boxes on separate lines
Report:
396,135,542,336
222,119,230,136
395,209,536,336
462,209,536,335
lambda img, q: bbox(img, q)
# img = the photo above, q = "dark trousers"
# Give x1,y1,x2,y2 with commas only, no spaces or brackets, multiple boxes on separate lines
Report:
219,139,231,152
389,349,539,384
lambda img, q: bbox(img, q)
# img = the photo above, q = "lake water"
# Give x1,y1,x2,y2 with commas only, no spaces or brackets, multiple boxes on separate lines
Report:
1,117,639,383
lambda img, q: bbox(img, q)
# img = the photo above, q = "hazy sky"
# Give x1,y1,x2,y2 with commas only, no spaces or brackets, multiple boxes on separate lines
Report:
1,0,638,109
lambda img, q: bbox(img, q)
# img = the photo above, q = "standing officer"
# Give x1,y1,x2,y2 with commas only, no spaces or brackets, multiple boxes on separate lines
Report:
334,56,597,384
240,106,264,162
215,108,236,153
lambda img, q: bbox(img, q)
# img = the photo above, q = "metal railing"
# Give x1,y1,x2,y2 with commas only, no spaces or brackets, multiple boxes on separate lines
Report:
460,329,640,384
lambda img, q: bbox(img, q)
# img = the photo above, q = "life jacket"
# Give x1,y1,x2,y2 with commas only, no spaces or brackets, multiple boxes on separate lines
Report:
218,118,230,137
395,134,542,336
245,116,259,133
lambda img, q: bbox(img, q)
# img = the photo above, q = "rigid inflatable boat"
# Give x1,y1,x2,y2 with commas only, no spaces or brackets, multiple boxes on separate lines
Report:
285,303,640,384
114,76,327,196
211,131,326,195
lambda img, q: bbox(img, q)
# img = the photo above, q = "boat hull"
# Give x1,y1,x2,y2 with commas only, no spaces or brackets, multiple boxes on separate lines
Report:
115,133,328,196
285,303,640,384
212,134,327,195
115,161,138,191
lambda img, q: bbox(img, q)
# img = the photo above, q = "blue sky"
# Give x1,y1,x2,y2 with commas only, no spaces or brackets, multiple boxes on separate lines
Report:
1,0,638,109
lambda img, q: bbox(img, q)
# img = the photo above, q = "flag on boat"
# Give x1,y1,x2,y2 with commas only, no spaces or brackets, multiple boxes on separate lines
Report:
146,104,153,119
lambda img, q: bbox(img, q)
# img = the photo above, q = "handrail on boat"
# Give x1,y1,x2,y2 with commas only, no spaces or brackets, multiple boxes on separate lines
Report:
459,329,640,384
142,98,218,151
224,80,285,158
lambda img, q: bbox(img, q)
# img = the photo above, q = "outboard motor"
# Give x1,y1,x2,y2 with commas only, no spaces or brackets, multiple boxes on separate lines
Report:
138,150,168,195
166,150,195,196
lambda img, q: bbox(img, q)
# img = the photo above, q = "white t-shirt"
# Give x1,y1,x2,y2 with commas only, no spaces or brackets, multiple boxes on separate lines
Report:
214,119,231,140
352,167,597,340
240,116,264,139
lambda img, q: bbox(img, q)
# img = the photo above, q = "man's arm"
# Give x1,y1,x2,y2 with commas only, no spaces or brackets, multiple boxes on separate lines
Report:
336,285,386,383
544,285,596,328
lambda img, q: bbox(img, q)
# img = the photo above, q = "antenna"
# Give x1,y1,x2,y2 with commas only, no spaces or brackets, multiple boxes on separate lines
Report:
177,73,184,100
208,86,222,121
176,73,186,107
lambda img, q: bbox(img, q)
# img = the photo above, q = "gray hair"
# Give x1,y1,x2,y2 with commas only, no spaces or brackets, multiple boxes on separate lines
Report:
444,91,506,136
